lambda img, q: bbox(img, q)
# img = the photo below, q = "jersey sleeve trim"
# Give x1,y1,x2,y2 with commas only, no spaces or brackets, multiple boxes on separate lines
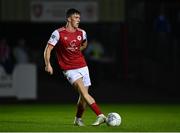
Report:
48,30,60,46
48,43,55,47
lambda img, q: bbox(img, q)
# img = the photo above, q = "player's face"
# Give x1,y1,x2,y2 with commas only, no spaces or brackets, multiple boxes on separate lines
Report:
69,13,80,28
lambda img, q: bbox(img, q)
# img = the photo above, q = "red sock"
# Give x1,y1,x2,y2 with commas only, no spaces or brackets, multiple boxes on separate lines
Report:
90,102,102,116
76,104,85,118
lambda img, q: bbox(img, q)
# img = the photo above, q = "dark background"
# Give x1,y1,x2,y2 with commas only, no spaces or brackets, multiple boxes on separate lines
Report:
0,0,180,103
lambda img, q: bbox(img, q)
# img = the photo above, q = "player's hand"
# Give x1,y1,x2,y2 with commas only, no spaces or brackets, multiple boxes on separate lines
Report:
45,64,53,75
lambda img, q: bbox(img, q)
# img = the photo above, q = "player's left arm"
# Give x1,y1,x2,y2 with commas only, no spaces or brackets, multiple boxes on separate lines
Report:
80,30,88,51
80,40,87,51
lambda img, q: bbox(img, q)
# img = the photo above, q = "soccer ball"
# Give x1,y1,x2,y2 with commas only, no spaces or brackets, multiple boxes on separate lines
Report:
106,112,121,126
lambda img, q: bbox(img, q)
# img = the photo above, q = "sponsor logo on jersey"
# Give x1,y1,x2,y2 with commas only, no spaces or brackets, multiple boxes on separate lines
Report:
67,40,78,51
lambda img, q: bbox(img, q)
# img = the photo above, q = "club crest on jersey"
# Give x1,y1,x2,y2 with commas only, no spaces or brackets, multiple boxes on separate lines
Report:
77,36,82,41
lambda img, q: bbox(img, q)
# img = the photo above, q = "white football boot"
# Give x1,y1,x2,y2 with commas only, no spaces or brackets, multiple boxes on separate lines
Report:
74,117,85,126
91,114,106,126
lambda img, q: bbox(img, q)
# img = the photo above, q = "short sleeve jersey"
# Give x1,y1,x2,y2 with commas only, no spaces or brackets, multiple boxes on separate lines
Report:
48,27,87,70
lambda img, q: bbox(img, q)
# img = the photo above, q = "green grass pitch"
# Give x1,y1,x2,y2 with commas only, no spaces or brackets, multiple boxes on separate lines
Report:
0,103,180,132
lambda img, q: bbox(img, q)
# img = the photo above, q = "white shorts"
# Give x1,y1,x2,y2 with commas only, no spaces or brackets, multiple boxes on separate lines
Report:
63,66,91,87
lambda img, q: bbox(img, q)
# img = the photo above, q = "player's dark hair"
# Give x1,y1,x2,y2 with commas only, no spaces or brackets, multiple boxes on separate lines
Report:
66,8,80,18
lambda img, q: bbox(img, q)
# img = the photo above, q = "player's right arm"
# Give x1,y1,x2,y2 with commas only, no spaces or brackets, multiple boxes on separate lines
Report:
44,44,54,75
44,30,60,75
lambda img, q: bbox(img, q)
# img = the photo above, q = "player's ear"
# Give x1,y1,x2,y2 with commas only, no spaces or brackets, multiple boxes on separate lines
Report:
67,17,71,22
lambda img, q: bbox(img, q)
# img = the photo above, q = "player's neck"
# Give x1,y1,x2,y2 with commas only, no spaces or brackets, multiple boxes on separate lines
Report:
65,23,77,32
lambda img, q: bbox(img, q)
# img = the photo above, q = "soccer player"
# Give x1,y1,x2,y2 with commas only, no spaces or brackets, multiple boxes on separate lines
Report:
44,8,106,126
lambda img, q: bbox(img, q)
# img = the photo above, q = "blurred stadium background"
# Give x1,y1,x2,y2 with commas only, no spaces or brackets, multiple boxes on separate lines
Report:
0,0,180,103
